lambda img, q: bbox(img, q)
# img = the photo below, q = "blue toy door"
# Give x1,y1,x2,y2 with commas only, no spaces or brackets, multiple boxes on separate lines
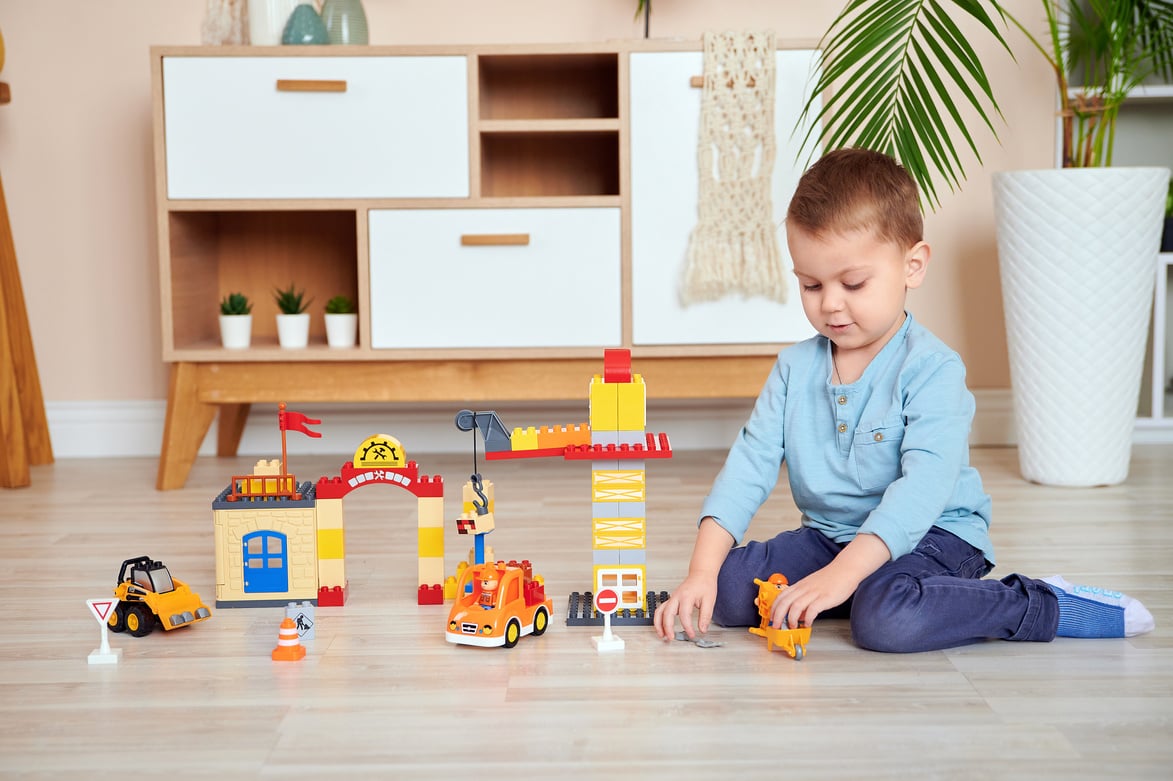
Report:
242,531,289,593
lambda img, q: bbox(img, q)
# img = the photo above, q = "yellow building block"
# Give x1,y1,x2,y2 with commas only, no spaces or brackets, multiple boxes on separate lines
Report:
418,525,444,559
617,375,647,431
593,516,647,549
589,376,619,431
317,527,345,560
592,469,646,502
511,426,539,450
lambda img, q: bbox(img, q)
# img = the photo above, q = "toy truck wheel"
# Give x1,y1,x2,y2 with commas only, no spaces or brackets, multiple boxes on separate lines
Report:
794,644,805,661
125,604,156,637
107,604,128,633
532,607,549,637
503,618,522,649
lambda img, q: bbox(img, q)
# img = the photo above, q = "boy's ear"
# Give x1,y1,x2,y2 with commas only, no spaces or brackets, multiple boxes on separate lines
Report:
904,241,930,289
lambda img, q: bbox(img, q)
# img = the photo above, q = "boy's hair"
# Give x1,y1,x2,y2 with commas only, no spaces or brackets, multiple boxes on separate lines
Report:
786,148,923,249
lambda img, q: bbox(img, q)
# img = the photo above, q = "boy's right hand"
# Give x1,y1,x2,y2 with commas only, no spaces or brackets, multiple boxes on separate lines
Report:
653,573,718,641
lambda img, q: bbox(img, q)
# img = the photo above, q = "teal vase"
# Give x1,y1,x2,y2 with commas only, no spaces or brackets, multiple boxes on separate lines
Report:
281,2,328,45
321,0,369,45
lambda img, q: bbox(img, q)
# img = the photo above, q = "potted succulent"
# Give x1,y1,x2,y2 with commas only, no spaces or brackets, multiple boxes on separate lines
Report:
273,282,313,349
803,1,1173,486
218,291,253,349
323,294,358,348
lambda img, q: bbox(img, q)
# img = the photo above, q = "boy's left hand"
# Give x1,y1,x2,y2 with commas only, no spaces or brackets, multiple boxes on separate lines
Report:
768,567,858,629
769,532,891,629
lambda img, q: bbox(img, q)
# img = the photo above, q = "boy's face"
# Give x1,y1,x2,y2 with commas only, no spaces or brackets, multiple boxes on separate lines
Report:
787,225,929,364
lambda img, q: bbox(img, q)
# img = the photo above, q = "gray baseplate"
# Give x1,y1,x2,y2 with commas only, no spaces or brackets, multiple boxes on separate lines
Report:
565,590,670,626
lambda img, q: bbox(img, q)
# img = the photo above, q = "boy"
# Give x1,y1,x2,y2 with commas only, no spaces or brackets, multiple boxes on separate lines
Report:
653,148,1154,652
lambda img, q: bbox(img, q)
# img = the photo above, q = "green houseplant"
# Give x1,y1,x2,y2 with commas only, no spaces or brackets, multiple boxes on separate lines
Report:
273,283,313,349
323,294,358,349
218,291,253,349
804,1,1173,486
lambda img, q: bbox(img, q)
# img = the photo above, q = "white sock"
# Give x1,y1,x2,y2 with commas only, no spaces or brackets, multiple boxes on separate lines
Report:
1042,576,1155,638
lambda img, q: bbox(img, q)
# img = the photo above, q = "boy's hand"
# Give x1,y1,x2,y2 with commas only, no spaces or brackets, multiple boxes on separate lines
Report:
653,573,717,641
770,532,891,629
768,567,856,629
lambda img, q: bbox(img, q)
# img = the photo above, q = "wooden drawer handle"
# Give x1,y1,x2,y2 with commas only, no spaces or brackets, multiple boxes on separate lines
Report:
689,75,705,88
276,79,348,93
460,233,530,247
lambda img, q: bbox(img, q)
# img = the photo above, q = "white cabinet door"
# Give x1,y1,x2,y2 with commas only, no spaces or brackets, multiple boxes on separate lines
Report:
629,50,821,346
163,56,469,199
369,208,621,349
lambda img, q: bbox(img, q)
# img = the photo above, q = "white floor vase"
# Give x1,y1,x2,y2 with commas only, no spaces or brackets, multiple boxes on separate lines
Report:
993,167,1169,486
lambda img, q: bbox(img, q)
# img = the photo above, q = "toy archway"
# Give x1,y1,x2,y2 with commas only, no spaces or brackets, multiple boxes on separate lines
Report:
314,435,445,605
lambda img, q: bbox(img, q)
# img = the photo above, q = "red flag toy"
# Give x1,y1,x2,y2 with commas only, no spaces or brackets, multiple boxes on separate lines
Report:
279,407,322,438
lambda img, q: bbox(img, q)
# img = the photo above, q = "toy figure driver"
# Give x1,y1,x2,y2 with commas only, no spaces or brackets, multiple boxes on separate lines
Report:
478,569,500,609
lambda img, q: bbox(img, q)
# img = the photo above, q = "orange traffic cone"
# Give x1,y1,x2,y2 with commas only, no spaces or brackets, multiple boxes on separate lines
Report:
272,617,306,661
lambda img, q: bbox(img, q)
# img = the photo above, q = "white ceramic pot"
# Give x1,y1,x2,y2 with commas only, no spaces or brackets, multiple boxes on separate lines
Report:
276,312,311,349
219,314,252,349
324,313,358,348
993,166,1170,486
248,0,301,45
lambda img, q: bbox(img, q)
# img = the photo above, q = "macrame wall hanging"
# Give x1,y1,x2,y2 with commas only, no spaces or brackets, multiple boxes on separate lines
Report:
680,30,786,306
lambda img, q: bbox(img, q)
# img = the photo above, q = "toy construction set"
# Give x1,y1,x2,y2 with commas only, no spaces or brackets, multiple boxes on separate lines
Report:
87,350,811,661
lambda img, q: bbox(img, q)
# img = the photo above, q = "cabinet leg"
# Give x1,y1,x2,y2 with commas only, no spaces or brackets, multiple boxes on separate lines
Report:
156,362,217,491
216,403,251,457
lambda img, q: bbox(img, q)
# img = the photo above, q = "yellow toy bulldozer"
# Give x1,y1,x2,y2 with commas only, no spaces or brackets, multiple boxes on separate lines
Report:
108,556,212,637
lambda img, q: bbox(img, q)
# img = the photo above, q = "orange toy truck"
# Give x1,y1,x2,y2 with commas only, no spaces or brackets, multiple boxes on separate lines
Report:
748,573,811,660
446,560,553,648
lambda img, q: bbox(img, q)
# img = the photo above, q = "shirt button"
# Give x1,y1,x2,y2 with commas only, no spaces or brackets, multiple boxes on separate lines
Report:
873,432,884,442
838,423,847,433
837,395,847,405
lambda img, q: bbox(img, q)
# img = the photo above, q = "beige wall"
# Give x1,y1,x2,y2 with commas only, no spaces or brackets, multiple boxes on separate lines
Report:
0,0,1054,403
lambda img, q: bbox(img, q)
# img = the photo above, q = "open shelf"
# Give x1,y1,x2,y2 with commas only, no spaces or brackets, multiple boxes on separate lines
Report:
480,130,620,197
478,53,619,120
166,210,359,358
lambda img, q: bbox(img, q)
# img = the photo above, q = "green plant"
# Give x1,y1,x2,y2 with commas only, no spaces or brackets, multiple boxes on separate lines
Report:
1166,180,1173,215
801,1,1173,207
324,294,356,315
273,283,312,315
219,292,252,316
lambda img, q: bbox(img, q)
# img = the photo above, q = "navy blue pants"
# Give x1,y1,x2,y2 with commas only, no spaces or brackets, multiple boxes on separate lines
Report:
712,526,1060,653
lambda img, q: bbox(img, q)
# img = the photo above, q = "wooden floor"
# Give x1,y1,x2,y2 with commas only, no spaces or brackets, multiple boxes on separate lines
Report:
2,445,1171,779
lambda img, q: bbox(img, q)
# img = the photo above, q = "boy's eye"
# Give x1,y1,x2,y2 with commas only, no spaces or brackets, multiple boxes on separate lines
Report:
802,283,822,292
844,281,866,291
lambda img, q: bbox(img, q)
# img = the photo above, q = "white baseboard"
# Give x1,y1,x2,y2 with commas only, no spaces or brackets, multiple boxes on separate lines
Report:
41,390,1173,459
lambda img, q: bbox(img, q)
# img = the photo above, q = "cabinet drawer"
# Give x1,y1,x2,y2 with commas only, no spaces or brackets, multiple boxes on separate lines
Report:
162,56,469,199
369,208,621,349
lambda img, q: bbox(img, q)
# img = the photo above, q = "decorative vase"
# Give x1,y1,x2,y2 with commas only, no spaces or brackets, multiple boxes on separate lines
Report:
324,312,358,348
276,313,312,348
321,0,369,45
219,314,253,350
993,166,1170,486
282,1,329,45
248,0,301,46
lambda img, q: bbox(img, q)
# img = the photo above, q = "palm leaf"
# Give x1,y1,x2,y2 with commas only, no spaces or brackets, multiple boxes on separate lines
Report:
800,0,1016,209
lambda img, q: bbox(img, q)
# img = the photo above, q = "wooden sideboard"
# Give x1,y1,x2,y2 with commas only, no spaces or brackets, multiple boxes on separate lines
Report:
150,41,821,489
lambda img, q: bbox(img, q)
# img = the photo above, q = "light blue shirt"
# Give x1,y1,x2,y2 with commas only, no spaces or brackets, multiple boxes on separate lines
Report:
701,314,995,564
